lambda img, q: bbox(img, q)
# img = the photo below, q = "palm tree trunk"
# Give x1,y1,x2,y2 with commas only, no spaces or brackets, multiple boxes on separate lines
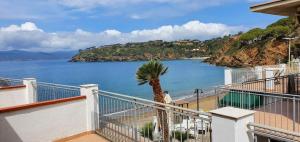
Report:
151,79,169,142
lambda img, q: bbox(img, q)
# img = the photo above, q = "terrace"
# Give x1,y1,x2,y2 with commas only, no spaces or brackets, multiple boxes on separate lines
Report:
218,62,300,141
0,77,214,142
1,64,300,142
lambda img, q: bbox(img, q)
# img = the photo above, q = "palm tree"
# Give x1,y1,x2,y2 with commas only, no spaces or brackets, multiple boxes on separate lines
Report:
136,59,169,142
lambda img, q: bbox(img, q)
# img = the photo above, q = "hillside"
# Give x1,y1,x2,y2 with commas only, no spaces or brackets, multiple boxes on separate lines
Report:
71,17,299,67
205,17,298,67
70,40,209,62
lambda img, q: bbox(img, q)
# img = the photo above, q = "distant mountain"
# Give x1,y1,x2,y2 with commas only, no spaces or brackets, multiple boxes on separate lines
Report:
0,50,76,61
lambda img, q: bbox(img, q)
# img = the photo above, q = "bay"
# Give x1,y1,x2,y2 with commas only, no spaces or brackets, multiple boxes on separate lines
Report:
0,59,224,99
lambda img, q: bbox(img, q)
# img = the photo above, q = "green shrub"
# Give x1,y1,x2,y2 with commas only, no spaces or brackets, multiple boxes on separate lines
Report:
172,131,195,142
267,17,295,29
239,28,264,42
140,122,153,140
264,25,291,38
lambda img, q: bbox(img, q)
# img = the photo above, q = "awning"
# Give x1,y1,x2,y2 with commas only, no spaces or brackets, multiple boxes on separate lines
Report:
251,0,300,16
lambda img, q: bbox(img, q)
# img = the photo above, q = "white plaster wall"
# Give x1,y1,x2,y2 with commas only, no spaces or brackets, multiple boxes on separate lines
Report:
0,87,27,108
236,116,254,142
255,66,263,79
225,68,232,85
0,99,87,142
265,69,275,89
212,116,236,142
212,114,254,142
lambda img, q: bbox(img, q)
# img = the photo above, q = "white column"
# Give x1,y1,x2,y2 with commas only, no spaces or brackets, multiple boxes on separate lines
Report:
23,78,37,103
255,66,263,79
210,107,255,142
279,64,286,75
225,68,233,85
80,84,99,131
164,93,173,136
265,69,275,90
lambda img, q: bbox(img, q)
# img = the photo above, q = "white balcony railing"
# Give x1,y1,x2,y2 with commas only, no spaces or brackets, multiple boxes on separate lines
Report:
95,90,212,142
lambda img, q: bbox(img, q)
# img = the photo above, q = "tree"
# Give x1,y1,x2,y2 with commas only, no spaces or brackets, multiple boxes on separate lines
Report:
239,28,264,43
136,60,169,142
264,26,290,38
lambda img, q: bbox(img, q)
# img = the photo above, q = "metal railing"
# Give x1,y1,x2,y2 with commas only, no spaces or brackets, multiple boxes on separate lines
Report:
0,77,23,87
36,82,80,102
231,68,260,84
229,63,300,85
229,73,300,95
95,90,212,142
287,62,300,75
217,88,300,134
248,123,300,142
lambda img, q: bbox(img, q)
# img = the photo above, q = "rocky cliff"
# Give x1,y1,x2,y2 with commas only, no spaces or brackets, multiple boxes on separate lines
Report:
205,17,299,67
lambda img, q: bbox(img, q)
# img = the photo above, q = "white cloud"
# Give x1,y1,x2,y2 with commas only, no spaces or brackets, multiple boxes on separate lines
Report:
0,22,43,32
0,21,246,52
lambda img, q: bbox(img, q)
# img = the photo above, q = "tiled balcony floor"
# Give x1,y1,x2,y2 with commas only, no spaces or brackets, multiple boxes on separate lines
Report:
64,134,109,142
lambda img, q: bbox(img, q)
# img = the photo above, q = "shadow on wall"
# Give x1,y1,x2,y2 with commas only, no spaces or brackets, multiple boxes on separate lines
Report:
0,116,23,142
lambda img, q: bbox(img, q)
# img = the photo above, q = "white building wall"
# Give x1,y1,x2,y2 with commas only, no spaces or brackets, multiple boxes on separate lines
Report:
23,78,37,103
211,115,236,142
236,116,254,142
210,107,255,142
0,99,87,142
265,69,275,90
225,68,232,85
80,84,99,131
0,87,27,108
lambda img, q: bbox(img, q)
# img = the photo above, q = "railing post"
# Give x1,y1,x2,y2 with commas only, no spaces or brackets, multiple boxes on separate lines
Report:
225,68,233,85
23,78,37,103
265,69,275,91
80,84,99,131
133,99,138,142
255,66,263,80
293,96,296,131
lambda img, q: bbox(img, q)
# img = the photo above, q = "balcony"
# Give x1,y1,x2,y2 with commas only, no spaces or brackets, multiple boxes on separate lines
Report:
218,73,300,141
1,75,300,142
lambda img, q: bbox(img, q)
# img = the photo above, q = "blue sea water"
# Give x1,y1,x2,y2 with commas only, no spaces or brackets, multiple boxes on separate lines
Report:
0,59,224,99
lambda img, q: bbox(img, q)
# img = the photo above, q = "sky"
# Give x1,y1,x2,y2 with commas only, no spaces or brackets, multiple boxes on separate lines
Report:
0,0,284,52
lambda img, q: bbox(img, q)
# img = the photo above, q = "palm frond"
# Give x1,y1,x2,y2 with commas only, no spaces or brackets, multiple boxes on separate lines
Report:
136,59,168,85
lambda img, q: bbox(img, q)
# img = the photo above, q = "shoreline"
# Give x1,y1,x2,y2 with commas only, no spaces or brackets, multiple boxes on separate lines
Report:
181,57,210,60
173,88,216,102
171,88,221,111
69,57,211,63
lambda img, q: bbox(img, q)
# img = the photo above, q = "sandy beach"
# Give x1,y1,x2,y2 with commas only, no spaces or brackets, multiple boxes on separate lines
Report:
172,89,222,112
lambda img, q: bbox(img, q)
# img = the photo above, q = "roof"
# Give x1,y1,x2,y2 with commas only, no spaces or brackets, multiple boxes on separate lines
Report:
251,0,300,16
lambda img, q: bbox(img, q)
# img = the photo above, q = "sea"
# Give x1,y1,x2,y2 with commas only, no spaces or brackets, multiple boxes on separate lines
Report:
0,59,224,99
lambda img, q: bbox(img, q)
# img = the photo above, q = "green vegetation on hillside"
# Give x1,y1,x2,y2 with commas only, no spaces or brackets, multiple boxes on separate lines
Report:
71,40,209,62
239,18,293,43
205,17,298,67
71,17,299,67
